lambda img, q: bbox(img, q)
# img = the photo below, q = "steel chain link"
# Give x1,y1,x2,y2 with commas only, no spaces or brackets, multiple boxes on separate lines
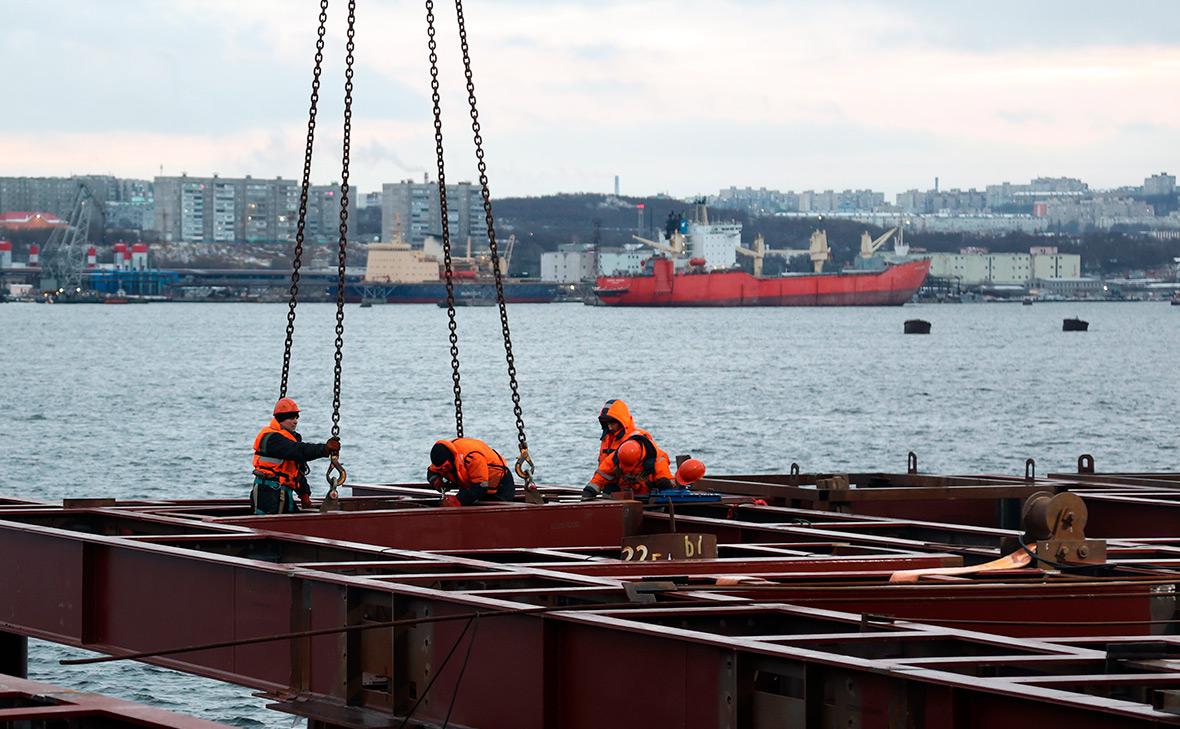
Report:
426,0,464,438
279,0,330,399
453,0,534,484
330,0,356,442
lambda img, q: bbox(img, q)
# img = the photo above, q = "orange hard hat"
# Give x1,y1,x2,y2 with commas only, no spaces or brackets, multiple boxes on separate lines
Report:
617,439,644,469
273,397,300,416
675,458,706,486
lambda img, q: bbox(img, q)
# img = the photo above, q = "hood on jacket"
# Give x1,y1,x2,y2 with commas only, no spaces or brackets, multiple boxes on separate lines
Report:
598,399,635,439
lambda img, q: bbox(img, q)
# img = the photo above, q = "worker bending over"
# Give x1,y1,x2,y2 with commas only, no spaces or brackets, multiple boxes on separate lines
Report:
428,437,516,506
583,399,675,499
251,398,340,515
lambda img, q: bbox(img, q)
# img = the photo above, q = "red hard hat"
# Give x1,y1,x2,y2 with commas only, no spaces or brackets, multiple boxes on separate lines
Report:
675,458,706,486
273,397,300,416
617,440,644,469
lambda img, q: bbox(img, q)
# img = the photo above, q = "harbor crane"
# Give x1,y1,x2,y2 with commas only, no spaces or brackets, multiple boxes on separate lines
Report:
40,181,104,294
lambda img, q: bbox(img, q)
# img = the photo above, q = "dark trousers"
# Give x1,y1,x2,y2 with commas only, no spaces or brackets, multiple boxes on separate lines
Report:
251,476,297,515
456,471,517,506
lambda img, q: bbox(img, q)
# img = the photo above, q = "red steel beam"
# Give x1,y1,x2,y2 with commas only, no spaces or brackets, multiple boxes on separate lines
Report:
0,674,232,727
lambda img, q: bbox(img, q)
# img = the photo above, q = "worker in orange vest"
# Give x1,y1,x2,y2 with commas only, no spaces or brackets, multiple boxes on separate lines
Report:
595,399,636,464
428,438,516,506
583,433,677,499
251,397,340,514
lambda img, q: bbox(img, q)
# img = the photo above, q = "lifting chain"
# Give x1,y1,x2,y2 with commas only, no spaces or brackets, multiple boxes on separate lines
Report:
325,0,356,502
279,0,330,399
452,0,535,489
425,0,464,438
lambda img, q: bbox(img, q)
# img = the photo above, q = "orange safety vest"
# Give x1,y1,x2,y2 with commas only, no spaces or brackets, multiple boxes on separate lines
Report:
429,438,509,493
252,419,302,487
591,432,673,495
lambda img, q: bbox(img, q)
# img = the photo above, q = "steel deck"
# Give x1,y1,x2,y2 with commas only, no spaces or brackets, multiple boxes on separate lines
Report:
2,458,1179,728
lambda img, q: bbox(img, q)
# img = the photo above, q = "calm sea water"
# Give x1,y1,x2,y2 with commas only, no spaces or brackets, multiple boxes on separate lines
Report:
2,300,1178,725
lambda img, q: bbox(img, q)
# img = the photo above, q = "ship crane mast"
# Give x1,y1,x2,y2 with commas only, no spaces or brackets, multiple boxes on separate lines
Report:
632,230,686,257
808,229,831,273
859,226,899,259
735,234,766,277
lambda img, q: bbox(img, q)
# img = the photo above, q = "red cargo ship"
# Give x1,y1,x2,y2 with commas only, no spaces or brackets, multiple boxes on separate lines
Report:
599,257,929,304
595,256,930,307
595,204,930,306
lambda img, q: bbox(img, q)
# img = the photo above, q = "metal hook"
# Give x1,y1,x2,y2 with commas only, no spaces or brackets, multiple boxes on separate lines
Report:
515,447,544,504
325,454,347,500
1024,458,1036,482
907,451,918,475
515,447,535,483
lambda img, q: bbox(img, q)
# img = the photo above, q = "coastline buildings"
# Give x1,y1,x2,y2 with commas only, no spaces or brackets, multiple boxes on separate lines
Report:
926,246,1081,286
153,175,356,244
540,244,596,283
712,187,886,215
0,176,152,222
380,179,486,248
713,174,1179,234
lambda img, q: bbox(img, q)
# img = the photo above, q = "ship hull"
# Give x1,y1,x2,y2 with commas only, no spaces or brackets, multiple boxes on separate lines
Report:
595,259,930,307
342,280,559,304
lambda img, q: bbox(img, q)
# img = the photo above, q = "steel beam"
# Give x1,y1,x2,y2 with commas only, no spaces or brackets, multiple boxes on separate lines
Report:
0,631,27,678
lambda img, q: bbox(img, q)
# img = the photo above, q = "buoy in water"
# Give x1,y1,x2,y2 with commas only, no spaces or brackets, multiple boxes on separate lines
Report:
904,319,931,334
1062,317,1088,331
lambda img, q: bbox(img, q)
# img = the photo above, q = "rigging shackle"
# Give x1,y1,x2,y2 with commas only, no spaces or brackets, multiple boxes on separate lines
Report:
325,454,347,500
514,447,535,484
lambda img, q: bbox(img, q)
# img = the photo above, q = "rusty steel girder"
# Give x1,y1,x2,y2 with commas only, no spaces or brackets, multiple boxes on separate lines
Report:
0,469,1179,728
0,674,232,727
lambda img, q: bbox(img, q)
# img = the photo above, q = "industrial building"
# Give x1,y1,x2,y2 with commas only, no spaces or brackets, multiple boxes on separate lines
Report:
540,244,596,283
926,246,1081,286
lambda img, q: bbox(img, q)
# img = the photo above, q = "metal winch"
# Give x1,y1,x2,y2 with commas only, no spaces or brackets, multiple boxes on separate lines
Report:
1020,490,1106,566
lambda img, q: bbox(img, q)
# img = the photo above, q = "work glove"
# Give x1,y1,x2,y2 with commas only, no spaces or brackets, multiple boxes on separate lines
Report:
300,491,313,508
324,437,341,456
581,485,600,501
651,478,675,493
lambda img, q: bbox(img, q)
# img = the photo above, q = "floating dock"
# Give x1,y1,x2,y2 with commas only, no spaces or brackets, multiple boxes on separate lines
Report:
2,456,1179,728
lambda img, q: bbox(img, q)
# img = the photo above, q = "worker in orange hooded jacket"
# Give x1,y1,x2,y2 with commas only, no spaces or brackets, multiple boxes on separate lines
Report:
251,397,340,514
583,399,675,499
428,438,516,506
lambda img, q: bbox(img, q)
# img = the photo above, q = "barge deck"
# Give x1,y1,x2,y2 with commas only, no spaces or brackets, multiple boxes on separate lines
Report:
2,456,1179,728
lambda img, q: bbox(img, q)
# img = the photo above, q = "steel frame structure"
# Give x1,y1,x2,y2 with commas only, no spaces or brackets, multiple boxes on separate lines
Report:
1,463,1179,728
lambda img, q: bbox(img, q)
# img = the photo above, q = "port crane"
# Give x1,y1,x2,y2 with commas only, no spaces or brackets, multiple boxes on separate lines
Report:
40,181,104,294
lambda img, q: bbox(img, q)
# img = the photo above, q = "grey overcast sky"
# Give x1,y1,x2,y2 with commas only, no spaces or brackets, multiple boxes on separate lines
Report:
3,0,1178,197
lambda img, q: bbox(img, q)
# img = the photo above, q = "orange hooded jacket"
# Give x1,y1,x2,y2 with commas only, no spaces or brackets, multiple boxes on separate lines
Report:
428,438,510,494
592,400,674,494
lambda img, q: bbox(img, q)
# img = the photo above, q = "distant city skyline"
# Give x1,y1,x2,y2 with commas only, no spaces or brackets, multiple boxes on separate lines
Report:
3,0,1179,197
